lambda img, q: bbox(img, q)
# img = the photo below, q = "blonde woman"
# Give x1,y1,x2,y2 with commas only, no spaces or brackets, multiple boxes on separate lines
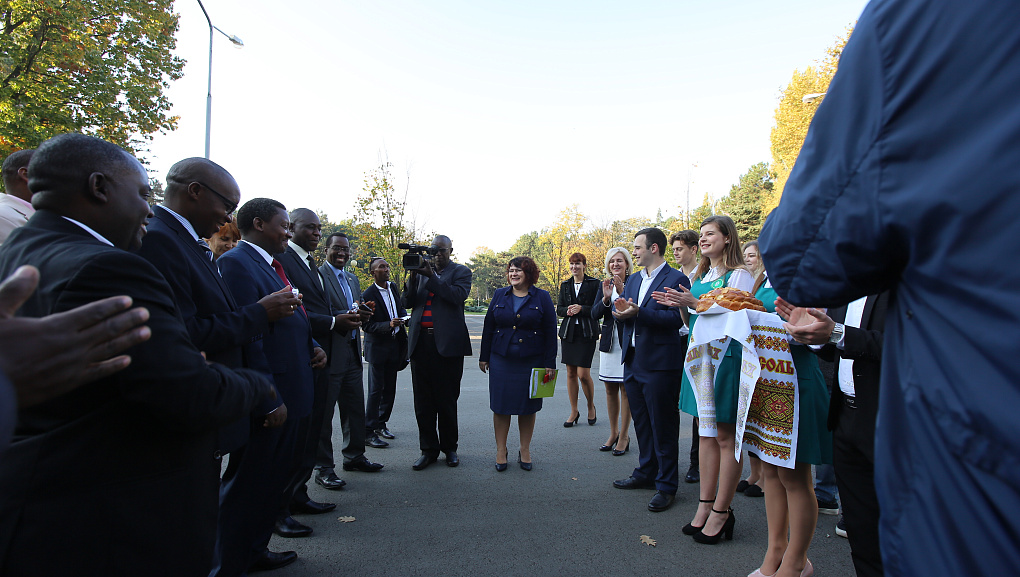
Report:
590,247,633,455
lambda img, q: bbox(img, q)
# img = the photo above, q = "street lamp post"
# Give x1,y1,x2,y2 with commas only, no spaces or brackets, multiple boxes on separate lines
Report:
685,162,698,229
197,0,243,159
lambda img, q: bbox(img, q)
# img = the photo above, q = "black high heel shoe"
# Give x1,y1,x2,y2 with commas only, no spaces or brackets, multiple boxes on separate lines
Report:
682,499,715,535
563,411,579,428
612,440,630,456
587,407,597,426
517,451,532,471
495,462,507,472
599,437,619,452
692,508,735,544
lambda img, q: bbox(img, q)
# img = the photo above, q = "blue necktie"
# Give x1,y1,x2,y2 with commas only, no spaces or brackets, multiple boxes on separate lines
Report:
336,270,356,339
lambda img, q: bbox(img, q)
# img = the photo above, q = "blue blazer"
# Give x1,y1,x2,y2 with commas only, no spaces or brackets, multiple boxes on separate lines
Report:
618,263,690,371
217,241,316,419
480,285,558,368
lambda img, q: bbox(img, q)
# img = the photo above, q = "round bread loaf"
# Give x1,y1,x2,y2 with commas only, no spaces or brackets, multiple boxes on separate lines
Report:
695,287,767,313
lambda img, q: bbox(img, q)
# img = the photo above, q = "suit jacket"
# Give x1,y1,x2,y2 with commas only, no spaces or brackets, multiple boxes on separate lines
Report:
591,274,629,353
136,206,271,451
817,292,889,452
403,262,472,358
362,281,408,365
278,246,351,374
319,261,364,369
0,210,272,576
480,285,558,368
557,276,601,341
217,242,315,418
618,263,690,371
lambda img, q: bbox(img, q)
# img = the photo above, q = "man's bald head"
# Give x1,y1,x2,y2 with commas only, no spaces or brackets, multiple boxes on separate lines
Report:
2,149,34,201
28,134,137,205
162,157,240,238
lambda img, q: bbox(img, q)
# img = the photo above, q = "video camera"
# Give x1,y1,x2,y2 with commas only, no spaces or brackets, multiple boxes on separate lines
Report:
398,243,437,269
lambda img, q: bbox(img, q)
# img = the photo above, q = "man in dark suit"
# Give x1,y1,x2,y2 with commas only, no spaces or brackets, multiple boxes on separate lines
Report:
402,235,472,470
362,256,408,444
215,198,327,576
0,133,273,576
275,210,366,535
779,293,889,577
317,232,385,480
134,159,323,556
611,227,690,513
0,263,151,455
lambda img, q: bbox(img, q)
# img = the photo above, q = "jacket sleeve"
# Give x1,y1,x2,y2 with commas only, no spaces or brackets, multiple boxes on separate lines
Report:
541,290,559,368
840,325,883,363
215,255,283,415
479,289,499,363
362,285,392,335
58,252,274,430
758,7,892,308
425,264,471,305
556,281,570,317
137,230,270,354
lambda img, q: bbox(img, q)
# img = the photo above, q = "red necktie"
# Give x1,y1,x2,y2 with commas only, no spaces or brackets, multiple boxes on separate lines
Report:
271,259,306,318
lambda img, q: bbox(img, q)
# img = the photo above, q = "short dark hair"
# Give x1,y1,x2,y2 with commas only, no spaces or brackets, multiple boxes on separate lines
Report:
369,256,387,270
1,149,34,185
508,256,540,285
568,252,586,266
670,229,698,248
28,134,133,195
235,197,286,234
324,232,349,247
635,227,668,256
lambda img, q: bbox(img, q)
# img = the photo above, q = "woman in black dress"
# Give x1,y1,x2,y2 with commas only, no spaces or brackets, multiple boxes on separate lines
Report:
557,253,601,427
479,256,558,471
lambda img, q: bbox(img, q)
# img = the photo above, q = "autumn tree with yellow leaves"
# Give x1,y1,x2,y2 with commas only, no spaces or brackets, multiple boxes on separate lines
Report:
767,28,853,213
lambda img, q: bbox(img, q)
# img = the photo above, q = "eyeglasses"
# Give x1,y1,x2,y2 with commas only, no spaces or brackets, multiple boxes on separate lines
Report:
195,181,237,216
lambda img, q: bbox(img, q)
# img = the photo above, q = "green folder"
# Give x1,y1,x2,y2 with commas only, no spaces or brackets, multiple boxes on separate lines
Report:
530,368,559,398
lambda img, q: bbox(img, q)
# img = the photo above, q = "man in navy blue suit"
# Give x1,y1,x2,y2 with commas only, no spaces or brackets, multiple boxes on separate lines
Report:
610,227,690,513
215,198,327,576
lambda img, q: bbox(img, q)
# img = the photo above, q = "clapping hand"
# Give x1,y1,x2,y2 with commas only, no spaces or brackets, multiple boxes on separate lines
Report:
775,296,833,345
611,298,639,320
651,284,698,309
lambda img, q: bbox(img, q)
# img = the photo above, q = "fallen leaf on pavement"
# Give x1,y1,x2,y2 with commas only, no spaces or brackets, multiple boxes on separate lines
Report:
337,516,356,523
639,535,656,547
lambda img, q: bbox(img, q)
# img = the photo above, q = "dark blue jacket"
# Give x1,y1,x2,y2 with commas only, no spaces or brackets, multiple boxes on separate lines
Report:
217,241,316,419
480,285,557,369
759,1,1020,573
618,263,690,371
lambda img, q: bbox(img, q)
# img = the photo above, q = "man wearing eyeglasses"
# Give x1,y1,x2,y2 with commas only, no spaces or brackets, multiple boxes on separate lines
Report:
402,235,472,470
136,158,305,572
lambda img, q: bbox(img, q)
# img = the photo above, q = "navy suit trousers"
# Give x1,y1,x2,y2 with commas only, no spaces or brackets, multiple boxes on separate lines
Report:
624,349,681,495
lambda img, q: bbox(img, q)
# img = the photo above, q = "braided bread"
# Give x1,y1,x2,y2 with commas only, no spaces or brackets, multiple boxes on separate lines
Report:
695,287,767,313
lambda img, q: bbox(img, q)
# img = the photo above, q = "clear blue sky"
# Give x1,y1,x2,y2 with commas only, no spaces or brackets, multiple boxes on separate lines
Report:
150,0,869,256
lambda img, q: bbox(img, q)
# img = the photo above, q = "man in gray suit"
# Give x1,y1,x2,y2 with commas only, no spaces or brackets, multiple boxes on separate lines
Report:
402,235,472,470
318,232,385,482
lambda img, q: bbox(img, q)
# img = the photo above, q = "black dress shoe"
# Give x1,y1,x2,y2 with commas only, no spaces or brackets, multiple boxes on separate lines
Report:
445,451,459,467
366,435,390,449
375,427,395,439
613,476,655,490
248,550,297,573
342,458,384,472
685,466,701,484
648,491,676,512
412,454,437,471
314,470,346,490
291,499,336,515
273,516,312,538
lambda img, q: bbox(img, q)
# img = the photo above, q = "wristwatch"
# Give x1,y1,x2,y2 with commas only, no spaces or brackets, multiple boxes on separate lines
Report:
828,322,845,344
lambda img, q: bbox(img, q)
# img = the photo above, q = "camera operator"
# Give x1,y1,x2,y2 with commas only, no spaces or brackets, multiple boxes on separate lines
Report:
402,235,472,470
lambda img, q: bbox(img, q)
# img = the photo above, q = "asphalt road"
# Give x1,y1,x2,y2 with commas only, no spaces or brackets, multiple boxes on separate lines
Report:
268,313,855,577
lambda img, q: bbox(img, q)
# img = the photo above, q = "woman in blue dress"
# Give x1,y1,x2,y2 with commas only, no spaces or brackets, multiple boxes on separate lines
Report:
479,256,558,471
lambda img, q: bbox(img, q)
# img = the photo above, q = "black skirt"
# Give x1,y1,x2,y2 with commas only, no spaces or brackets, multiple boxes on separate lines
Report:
560,338,597,368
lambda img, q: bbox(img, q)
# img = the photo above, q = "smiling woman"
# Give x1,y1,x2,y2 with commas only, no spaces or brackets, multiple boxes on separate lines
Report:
479,256,558,471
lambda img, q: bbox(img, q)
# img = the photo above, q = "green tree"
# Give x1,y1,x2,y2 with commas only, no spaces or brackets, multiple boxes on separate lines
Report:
768,28,852,212
718,162,773,242
0,0,185,158
467,247,510,304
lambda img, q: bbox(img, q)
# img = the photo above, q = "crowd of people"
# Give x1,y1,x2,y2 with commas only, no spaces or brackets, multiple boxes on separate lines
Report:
3,3,1020,574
